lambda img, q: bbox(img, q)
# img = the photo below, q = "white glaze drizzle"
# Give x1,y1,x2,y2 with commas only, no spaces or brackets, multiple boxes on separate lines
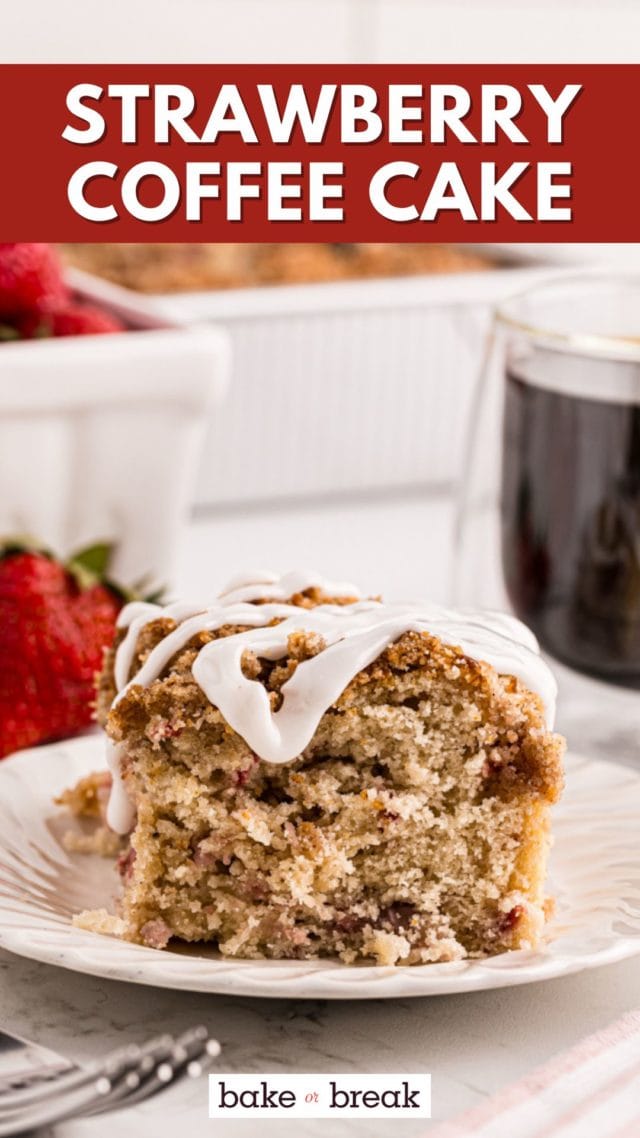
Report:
217,568,362,606
114,601,209,692
105,739,136,834
192,603,556,759
105,570,557,835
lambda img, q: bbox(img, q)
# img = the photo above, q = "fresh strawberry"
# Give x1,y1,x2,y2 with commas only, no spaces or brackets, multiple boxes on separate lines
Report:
0,542,123,758
0,244,68,318
0,321,21,342
0,310,52,341
9,310,53,340
51,303,124,337
0,301,124,341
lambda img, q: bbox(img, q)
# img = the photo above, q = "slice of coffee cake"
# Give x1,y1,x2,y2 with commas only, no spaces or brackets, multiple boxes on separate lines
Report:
76,570,564,966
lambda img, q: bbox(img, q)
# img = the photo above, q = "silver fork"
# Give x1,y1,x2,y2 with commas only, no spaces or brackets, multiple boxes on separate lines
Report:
0,1026,220,1135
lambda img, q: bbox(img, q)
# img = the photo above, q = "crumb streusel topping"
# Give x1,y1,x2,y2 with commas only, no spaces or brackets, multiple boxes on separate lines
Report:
105,569,557,835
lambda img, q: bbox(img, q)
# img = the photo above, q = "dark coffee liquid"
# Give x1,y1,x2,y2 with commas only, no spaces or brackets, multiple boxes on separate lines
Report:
501,367,640,686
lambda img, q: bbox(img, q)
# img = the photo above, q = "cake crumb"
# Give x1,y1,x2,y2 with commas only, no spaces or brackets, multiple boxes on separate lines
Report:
363,930,412,966
73,908,127,939
62,826,122,857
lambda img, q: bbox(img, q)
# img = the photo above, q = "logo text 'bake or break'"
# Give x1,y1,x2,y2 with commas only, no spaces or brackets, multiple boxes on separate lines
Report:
208,1073,431,1119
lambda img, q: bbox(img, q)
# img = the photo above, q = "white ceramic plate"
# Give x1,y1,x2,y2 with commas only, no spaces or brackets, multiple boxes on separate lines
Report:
0,736,639,1000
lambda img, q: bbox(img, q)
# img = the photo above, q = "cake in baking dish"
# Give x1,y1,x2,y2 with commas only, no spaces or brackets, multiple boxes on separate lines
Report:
69,570,564,966
60,243,493,294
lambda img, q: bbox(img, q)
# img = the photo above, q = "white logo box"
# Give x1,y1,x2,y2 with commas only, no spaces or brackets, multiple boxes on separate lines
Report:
209,1073,431,1119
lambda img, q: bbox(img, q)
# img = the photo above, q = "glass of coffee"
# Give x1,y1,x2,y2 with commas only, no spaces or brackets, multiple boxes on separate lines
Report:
455,274,640,688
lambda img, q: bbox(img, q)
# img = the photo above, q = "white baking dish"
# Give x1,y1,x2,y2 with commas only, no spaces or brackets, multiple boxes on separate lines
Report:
0,270,230,588
156,253,565,509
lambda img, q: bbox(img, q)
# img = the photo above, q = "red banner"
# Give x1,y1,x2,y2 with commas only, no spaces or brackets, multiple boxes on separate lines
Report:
0,64,636,241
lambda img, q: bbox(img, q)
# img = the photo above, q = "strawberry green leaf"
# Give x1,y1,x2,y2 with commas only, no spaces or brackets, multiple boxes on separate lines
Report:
66,543,115,592
71,542,113,578
145,586,168,605
0,533,165,605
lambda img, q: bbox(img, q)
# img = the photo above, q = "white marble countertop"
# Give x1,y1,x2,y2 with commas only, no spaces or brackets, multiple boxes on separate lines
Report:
1,493,639,1138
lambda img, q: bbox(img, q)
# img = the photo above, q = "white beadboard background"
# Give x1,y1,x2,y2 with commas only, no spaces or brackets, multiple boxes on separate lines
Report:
164,281,502,508
159,254,639,508
3,0,640,63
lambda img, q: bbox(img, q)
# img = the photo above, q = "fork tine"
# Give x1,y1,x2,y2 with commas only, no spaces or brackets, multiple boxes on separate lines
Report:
0,1037,178,1136
89,1026,218,1115
82,1032,191,1116
0,1029,220,1134
0,1047,132,1114
0,1035,174,1123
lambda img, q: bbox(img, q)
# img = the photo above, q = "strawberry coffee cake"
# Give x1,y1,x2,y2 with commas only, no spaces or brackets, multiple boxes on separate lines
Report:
67,570,564,966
